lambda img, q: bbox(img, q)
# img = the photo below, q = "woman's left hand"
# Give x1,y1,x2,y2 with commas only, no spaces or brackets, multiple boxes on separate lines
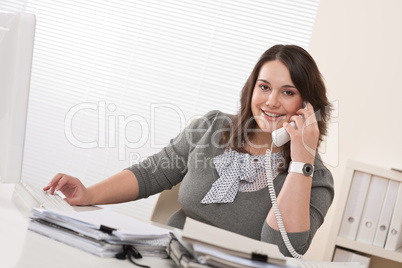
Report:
283,102,320,164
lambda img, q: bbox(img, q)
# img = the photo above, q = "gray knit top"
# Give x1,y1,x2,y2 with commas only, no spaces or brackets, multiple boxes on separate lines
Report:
128,110,334,256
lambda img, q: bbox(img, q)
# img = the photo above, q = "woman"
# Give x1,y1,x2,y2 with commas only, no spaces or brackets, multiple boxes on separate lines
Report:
44,44,334,257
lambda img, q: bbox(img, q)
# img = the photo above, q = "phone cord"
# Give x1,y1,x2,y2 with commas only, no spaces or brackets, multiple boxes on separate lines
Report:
265,142,303,259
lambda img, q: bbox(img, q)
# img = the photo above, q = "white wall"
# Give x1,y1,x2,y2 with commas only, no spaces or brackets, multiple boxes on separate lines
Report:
304,0,402,260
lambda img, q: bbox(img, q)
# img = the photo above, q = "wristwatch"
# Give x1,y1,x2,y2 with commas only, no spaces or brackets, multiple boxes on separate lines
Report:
288,161,314,177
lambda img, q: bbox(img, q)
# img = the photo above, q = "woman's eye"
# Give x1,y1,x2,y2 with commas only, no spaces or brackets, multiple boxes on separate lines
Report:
283,90,295,96
260,85,269,91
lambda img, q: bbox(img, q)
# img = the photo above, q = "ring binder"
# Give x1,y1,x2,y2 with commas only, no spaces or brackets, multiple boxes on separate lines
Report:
181,217,286,266
167,232,208,268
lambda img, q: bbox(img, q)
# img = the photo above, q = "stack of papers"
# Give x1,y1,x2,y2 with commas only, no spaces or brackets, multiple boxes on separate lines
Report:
29,208,170,258
171,218,286,268
29,217,122,258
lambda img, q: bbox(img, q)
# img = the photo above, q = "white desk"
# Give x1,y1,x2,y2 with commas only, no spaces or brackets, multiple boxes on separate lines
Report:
0,183,175,268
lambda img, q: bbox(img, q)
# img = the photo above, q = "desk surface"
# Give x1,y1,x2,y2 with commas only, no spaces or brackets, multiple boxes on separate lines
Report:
0,183,175,268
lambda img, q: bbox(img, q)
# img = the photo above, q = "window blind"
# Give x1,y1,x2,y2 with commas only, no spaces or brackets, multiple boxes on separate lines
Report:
3,0,320,220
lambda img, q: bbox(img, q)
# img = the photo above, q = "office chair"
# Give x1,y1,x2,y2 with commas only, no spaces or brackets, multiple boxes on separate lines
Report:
150,118,197,225
150,183,181,225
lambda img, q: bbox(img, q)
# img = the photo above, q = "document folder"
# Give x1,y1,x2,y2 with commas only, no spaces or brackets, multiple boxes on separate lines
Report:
385,182,402,251
356,176,388,244
339,171,371,240
373,180,400,247
181,217,286,267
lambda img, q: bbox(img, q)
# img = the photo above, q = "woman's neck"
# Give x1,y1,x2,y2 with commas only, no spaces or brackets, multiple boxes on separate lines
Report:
244,132,282,155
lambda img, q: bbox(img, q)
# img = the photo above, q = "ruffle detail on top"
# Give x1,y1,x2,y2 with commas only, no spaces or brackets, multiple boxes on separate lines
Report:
201,149,266,204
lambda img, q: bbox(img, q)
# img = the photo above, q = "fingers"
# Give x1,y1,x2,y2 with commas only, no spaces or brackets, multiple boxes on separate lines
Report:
285,102,320,162
43,173,63,194
300,103,320,141
44,173,89,206
54,175,71,192
297,102,317,127
44,173,75,195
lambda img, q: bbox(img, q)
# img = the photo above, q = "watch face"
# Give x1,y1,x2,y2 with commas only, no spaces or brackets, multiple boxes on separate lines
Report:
303,163,314,176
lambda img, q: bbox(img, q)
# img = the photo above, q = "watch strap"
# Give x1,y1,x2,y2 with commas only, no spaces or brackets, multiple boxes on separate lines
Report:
288,161,314,177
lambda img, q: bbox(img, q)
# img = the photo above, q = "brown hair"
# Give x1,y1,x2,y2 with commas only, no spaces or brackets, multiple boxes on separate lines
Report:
221,44,332,168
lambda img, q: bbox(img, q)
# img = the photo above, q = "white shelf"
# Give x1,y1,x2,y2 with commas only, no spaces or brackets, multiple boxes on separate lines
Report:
325,160,402,266
348,160,402,183
336,237,402,263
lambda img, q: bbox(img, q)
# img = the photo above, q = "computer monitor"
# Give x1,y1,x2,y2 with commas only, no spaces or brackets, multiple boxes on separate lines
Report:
0,12,36,183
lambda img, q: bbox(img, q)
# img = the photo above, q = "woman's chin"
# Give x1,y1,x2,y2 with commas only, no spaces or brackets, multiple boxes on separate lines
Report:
255,121,281,134
254,126,275,136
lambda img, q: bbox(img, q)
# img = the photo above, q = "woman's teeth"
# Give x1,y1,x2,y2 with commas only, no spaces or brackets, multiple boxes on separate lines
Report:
263,111,282,117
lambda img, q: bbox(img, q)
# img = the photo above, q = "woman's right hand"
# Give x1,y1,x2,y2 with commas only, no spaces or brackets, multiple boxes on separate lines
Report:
43,173,91,206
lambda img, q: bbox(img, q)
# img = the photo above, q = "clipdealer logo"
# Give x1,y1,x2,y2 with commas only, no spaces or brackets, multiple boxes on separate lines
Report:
64,102,186,161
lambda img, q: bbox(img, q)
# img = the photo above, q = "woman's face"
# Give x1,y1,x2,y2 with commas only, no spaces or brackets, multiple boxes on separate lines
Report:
251,60,304,134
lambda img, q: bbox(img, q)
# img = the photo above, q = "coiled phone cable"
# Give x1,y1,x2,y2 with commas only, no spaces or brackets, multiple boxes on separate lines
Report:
265,142,303,259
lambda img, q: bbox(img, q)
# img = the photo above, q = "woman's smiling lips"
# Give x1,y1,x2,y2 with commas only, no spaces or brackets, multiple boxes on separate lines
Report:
260,109,286,121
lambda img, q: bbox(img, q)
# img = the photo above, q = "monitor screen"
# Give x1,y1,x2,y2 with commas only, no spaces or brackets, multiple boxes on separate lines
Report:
0,12,36,183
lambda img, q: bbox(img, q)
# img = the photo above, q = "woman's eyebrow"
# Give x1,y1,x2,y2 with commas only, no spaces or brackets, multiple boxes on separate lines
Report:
282,85,297,89
257,79,296,89
257,79,270,84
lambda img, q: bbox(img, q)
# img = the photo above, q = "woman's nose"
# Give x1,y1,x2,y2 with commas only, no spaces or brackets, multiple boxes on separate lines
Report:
266,91,280,107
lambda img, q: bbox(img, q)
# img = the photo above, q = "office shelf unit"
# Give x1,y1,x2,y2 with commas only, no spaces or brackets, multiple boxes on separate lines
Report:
324,160,402,267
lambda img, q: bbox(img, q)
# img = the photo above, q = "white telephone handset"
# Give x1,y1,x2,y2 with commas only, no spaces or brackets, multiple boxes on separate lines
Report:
271,102,307,147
